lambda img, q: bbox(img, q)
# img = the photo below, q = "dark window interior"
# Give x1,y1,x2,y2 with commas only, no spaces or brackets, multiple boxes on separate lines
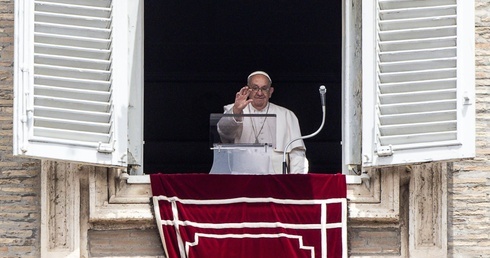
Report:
144,1,342,174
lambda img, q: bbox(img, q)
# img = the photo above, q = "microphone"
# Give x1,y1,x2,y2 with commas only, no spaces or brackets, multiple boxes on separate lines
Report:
282,85,327,174
319,85,326,107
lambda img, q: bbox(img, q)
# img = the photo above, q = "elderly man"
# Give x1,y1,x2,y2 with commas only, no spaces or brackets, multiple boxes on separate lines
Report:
217,71,308,174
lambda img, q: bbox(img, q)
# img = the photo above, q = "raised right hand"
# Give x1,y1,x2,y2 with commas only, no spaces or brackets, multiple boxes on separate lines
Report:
233,86,253,114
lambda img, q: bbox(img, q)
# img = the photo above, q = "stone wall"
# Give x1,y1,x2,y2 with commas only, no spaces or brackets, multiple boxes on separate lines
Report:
88,229,164,257
0,0,42,257
449,1,490,257
0,0,489,257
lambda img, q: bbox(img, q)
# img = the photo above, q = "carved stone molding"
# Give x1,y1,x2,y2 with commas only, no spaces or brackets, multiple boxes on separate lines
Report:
108,170,152,204
41,161,159,257
348,167,400,222
88,167,154,226
40,160,80,258
348,163,448,257
409,163,447,257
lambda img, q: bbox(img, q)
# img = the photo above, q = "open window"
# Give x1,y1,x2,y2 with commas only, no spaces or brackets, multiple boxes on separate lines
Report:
13,0,475,175
143,1,342,174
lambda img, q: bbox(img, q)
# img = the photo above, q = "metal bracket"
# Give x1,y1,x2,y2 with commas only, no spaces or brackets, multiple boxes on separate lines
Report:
463,91,472,105
97,141,115,153
377,144,393,157
360,171,371,188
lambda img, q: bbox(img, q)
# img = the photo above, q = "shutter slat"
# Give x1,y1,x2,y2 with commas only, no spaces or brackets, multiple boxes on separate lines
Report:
379,78,456,94
379,68,456,83
34,106,111,123
380,58,456,73
33,127,111,143
34,96,110,113
379,110,457,125
379,36,456,52
36,0,111,8
35,33,111,49
35,54,111,70
35,22,111,39
34,85,111,102
35,64,111,80
380,121,456,136
379,0,456,10
379,131,456,146
35,12,111,28
379,5,456,20
379,15,456,31
379,26,456,41
35,2,111,18
35,43,111,60
34,116,111,133
379,100,456,115
379,47,456,62
35,75,111,91
379,89,456,105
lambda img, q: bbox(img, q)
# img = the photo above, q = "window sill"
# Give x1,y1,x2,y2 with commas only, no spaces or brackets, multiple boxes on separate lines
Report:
126,174,151,184
126,174,364,185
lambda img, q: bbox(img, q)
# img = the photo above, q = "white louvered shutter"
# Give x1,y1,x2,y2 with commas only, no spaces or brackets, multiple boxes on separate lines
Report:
362,0,475,167
14,0,133,167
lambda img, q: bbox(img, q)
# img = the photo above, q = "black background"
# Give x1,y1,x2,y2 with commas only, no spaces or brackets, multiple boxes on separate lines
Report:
144,1,342,173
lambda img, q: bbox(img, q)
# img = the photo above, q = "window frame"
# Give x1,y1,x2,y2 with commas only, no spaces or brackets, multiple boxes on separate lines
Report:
13,0,475,177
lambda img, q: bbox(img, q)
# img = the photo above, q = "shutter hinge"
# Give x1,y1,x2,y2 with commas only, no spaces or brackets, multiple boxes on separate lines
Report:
463,91,472,105
97,141,115,153
376,145,393,157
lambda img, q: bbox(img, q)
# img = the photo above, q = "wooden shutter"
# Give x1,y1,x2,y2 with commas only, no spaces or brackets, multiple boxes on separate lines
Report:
14,0,132,167
362,0,475,167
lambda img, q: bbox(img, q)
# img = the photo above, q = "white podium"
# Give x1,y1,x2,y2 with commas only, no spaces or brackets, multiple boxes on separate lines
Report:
209,144,274,174
209,113,276,174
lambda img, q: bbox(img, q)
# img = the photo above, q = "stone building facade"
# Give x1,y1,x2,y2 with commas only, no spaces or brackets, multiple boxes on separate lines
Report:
0,1,41,257
0,0,489,257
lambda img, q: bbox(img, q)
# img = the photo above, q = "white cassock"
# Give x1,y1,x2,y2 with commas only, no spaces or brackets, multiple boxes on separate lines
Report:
217,102,308,174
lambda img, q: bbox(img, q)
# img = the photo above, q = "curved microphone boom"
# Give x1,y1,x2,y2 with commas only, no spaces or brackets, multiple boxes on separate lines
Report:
282,85,327,174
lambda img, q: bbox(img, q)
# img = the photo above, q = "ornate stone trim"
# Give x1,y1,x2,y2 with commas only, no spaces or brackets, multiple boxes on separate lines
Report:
348,168,400,222
40,161,80,257
88,167,153,224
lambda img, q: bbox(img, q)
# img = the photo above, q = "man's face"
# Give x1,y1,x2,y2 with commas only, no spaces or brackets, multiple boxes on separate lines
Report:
248,74,274,110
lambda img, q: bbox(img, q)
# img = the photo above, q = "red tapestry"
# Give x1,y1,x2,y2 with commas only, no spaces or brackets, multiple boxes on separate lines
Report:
150,174,347,258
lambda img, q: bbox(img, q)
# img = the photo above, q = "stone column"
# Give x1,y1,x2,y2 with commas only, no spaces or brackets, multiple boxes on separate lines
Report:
408,163,448,257
40,161,81,257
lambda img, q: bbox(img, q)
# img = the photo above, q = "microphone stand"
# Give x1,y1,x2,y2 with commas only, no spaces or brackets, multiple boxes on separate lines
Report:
282,86,327,174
